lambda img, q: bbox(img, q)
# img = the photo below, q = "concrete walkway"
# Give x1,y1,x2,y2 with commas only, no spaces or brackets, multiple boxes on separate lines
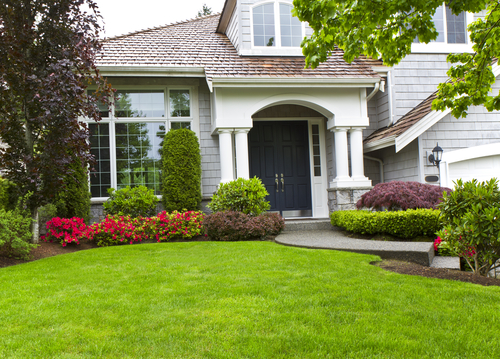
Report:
275,228,436,266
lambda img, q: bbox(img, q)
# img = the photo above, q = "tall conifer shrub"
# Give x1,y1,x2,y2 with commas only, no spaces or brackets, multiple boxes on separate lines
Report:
162,129,201,211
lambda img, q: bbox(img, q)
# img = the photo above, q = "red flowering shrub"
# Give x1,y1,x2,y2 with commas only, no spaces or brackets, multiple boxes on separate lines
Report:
86,215,145,247
357,181,451,211
204,211,285,241
142,210,205,242
42,217,88,246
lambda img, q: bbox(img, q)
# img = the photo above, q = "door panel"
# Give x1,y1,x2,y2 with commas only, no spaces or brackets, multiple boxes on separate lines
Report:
249,121,312,216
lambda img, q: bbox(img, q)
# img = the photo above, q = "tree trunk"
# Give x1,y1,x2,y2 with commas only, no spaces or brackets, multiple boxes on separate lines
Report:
31,208,39,244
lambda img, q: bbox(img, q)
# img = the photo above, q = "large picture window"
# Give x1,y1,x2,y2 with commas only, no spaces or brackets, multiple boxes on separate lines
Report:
87,88,194,199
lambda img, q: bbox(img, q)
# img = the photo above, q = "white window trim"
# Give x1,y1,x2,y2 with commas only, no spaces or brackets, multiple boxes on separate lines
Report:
86,85,199,201
411,9,474,53
248,0,305,56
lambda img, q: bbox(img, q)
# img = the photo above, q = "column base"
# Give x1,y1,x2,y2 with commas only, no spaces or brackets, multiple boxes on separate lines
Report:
329,177,353,188
351,177,372,187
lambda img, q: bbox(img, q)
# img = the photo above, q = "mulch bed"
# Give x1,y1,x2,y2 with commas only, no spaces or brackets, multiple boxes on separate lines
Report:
1,240,499,287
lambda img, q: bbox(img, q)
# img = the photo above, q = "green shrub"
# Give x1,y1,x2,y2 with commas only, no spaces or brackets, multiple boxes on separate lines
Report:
204,211,285,241
208,177,270,216
331,209,440,239
162,128,201,212
103,185,159,218
0,207,36,260
53,157,91,222
0,177,19,212
437,178,500,276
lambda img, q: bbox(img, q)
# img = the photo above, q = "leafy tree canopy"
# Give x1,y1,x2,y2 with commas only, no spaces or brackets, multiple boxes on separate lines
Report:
0,0,113,216
292,0,500,118
197,4,212,17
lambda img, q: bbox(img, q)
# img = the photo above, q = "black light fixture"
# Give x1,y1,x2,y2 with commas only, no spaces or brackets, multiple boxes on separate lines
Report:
428,143,443,166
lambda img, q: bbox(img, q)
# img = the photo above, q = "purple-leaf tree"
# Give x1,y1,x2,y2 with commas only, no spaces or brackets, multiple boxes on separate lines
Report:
0,0,113,223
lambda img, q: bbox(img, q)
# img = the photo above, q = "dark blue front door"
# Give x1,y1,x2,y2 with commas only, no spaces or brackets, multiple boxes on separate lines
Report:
249,121,312,217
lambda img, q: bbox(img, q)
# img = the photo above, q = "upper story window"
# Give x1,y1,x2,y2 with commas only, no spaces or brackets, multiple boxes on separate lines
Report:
412,3,471,53
252,2,303,48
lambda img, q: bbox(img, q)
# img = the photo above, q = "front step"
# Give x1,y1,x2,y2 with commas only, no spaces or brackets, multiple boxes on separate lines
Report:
430,256,461,270
284,218,335,232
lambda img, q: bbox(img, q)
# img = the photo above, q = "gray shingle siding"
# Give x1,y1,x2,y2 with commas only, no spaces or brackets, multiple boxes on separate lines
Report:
199,82,220,197
226,2,240,52
367,140,420,183
391,54,451,122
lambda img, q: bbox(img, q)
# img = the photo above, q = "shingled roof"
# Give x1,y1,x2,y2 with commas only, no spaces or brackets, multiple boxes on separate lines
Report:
97,14,380,88
364,92,437,149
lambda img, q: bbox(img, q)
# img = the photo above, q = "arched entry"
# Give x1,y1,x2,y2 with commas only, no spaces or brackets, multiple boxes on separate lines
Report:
249,120,312,217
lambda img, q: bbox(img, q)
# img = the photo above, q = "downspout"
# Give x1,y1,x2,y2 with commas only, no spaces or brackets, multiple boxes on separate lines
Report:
366,82,380,102
364,155,384,183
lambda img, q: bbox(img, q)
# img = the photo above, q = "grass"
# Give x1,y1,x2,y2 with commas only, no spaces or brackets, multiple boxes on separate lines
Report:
1,241,499,358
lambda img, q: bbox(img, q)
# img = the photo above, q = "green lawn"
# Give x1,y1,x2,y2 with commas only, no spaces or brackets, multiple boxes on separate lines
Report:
1,241,499,358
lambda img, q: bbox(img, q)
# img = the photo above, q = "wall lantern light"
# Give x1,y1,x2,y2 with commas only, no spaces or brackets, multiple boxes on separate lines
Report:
428,143,444,186
428,143,443,166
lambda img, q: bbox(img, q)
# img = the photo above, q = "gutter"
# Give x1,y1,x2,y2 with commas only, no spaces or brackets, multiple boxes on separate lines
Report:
364,156,384,183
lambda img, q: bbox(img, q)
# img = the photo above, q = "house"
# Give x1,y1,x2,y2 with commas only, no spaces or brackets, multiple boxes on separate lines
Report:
88,0,500,221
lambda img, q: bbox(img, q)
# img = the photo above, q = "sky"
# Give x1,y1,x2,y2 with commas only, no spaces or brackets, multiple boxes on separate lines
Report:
95,0,227,38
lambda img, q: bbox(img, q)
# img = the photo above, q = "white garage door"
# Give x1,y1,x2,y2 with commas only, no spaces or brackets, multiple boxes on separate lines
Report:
448,155,500,184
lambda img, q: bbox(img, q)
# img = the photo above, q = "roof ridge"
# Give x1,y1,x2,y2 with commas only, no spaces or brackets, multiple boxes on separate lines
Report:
101,13,221,42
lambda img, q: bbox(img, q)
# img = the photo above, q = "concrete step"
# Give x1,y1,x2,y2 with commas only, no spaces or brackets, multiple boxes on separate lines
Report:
430,256,460,270
284,219,335,232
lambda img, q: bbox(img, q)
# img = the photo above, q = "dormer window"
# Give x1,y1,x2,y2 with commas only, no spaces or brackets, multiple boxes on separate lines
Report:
412,3,471,54
252,1,303,48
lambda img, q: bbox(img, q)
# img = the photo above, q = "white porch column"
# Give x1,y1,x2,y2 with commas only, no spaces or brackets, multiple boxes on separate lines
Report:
349,127,372,186
234,128,250,179
330,127,353,188
218,129,234,183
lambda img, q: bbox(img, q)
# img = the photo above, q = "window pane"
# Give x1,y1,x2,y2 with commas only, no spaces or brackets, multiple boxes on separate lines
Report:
114,90,165,118
170,121,192,130
431,5,445,42
253,4,275,47
280,4,302,47
312,125,321,176
115,122,165,195
446,6,466,44
169,90,190,117
89,123,111,197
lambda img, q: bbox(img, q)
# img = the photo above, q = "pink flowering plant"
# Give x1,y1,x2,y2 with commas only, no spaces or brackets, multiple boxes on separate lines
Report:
437,178,500,276
142,210,205,242
42,217,88,246
86,215,147,247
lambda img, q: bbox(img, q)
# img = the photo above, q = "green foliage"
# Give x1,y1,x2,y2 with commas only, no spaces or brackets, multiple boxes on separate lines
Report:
292,0,500,117
437,178,500,276
53,157,91,222
208,177,271,216
161,129,202,212
0,206,36,260
0,177,18,212
331,209,440,239
204,211,285,241
103,186,159,218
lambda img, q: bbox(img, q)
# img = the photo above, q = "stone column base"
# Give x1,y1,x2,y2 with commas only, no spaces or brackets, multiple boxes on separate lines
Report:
327,186,372,212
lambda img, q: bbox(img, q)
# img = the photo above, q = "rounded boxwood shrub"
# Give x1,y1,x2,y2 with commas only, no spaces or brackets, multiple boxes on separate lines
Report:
208,177,270,216
162,128,201,212
104,185,159,218
357,181,451,211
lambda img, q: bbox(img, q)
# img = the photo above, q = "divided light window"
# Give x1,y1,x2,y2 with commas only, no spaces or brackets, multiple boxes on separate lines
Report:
87,88,192,198
414,4,467,44
253,2,303,47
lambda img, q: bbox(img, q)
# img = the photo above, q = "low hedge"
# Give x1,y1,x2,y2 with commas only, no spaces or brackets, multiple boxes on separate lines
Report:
330,209,440,239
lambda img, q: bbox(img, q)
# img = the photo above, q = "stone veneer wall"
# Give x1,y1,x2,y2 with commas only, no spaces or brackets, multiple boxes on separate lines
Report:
327,187,372,212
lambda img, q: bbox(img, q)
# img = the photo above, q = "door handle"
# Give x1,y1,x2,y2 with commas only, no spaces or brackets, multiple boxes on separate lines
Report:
281,173,284,192
275,174,279,192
